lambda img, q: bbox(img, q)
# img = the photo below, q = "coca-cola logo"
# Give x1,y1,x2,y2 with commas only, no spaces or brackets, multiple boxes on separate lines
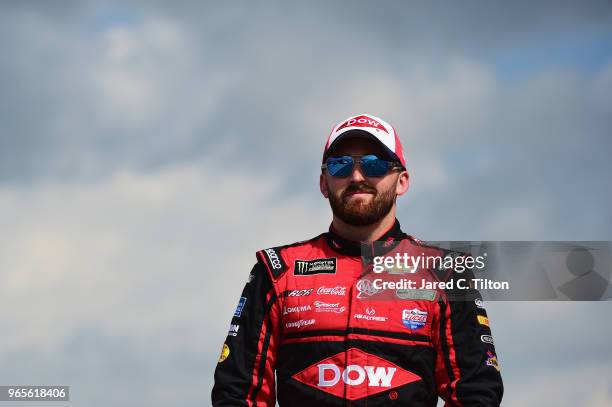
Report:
317,286,347,296
291,348,421,400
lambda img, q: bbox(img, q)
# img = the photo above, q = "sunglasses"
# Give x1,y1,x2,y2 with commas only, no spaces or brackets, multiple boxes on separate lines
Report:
321,155,402,177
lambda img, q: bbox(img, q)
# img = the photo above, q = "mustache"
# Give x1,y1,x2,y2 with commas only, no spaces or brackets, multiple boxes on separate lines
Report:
342,183,377,197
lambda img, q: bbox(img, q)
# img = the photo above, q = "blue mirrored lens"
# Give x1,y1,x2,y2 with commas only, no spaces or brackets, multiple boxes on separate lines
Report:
326,155,394,177
326,156,354,177
360,155,390,176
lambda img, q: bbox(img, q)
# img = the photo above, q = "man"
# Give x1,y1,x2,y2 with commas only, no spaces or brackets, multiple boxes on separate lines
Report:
212,114,503,406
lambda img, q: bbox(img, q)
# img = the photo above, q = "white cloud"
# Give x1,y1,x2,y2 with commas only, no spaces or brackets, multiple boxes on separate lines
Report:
91,20,195,126
0,159,328,353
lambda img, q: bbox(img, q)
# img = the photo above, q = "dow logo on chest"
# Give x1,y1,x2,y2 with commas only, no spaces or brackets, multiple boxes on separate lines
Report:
292,348,421,400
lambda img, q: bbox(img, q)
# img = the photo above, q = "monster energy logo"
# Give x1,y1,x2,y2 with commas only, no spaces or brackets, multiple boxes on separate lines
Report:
294,258,337,276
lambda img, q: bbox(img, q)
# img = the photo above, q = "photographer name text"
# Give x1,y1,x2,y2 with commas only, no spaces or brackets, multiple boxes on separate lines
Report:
372,278,509,290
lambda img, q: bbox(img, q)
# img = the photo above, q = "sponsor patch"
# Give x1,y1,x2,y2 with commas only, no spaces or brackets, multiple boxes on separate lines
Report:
395,288,437,301
402,308,428,330
354,313,388,322
218,344,230,363
356,278,379,299
286,288,314,297
291,348,421,400
234,297,247,317
317,285,346,296
475,298,485,309
294,258,337,276
481,335,494,345
354,307,387,321
314,301,346,313
262,247,287,277
283,304,312,315
264,248,283,269
477,315,490,327
285,319,316,329
485,351,500,372
336,115,389,134
228,324,240,337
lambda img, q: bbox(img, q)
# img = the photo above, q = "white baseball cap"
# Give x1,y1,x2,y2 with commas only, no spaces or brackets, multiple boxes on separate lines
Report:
323,114,406,169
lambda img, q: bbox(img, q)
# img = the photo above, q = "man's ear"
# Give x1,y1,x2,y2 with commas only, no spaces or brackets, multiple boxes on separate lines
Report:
396,171,409,196
320,173,329,198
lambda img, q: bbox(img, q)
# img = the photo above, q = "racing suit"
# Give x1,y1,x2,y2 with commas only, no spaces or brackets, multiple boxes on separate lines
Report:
212,220,503,406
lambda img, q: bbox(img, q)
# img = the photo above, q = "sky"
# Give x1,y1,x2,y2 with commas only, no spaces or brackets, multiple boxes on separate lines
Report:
1,1,611,406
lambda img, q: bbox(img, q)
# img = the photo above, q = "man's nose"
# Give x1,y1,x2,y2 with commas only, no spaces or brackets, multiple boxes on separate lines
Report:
347,161,366,182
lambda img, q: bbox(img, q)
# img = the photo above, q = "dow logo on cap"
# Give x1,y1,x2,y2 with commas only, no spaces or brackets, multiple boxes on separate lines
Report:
336,115,389,133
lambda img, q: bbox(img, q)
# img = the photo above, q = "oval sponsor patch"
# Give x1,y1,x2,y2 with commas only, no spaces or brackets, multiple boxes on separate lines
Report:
481,335,494,345
218,343,230,363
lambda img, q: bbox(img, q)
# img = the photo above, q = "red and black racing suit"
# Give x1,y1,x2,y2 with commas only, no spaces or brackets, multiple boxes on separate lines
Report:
212,220,503,406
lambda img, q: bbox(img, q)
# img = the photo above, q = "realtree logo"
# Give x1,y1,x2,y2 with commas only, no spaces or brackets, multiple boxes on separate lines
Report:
291,348,421,400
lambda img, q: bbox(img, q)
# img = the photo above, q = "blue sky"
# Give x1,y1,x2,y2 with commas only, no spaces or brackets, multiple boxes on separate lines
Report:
1,1,611,406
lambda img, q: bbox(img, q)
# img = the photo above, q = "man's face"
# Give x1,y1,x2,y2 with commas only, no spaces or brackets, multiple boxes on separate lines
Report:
320,137,408,226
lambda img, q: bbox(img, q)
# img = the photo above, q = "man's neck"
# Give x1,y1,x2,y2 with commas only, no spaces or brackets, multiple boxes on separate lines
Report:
331,212,397,243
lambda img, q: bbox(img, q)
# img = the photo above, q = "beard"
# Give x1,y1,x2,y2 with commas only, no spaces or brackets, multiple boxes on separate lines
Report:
327,181,396,226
